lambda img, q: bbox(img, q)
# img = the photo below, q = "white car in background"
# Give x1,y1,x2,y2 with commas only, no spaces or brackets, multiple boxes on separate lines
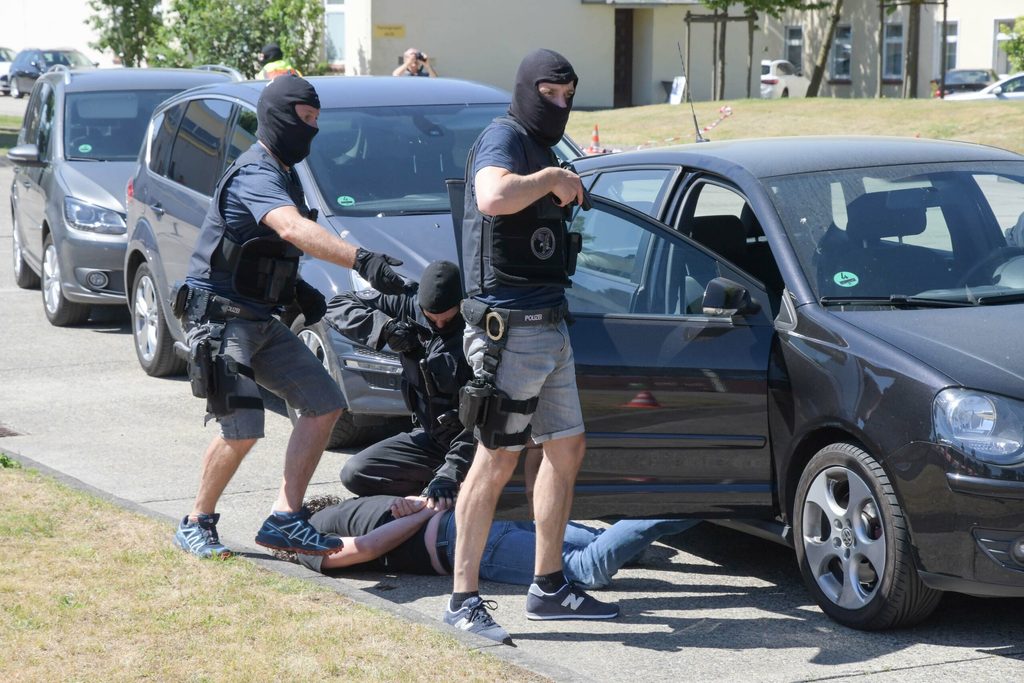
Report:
0,47,15,95
945,72,1024,101
760,59,809,99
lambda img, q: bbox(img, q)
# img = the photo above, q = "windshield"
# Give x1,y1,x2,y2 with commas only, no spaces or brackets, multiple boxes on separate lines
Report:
768,161,1024,305
43,50,93,68
306,103,509,217
64,90,180,161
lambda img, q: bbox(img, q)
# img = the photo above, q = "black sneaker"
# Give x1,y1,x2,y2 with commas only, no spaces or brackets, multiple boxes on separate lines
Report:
525,582,620,620
254,507,343,555
443,596,514,646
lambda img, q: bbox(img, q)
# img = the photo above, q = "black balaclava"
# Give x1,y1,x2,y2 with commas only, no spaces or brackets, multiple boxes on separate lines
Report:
261,44,283,64
508,48,578,147
419,261,463,313
257,74,320,167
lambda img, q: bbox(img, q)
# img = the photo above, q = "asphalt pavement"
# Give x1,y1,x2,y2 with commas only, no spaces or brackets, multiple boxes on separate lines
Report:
1,161,1022,681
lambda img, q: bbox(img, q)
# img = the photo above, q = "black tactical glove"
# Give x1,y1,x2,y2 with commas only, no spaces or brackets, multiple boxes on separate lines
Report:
382,319,422,354
354,248,405,295
294,279,327,325
422,464,459,508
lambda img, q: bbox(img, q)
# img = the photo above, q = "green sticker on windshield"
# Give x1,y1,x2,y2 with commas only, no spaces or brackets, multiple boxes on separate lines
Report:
336,195,355,207
833,271,859,287
78,143,92,153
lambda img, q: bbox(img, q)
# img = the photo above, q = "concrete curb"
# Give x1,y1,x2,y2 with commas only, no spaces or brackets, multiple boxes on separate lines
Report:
2,448,587,683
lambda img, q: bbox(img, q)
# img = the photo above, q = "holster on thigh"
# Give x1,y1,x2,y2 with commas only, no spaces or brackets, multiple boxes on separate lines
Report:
206,354,263,419
466,385,539,450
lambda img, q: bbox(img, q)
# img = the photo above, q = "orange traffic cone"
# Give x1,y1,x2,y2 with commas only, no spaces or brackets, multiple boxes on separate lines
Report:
586,124,602,154
623,390,660,408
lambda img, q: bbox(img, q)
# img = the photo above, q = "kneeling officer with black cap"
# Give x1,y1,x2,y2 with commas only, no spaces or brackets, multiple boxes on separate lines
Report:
324,260,474,509
172,74,406,560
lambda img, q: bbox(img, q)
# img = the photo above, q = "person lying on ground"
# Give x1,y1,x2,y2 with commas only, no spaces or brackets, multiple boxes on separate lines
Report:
276,494,698,592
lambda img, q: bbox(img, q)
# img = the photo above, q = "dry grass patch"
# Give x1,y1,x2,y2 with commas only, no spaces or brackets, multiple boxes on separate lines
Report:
568,98,1024,155
0,464,543,682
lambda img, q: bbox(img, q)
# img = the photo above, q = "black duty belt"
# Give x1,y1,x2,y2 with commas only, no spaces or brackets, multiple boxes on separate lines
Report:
185,287,269,322
461,299,569,342
434,509,455,575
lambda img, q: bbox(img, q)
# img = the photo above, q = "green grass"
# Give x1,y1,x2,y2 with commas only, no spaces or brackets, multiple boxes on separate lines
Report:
567,97,1024,154
0,466,543,682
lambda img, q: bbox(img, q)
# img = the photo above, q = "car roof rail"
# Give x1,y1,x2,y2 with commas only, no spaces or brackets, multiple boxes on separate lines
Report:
45,63,73,84
193,64,244,82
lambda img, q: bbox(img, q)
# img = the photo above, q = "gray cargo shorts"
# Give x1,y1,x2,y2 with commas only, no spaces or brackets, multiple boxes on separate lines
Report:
186,316,344,440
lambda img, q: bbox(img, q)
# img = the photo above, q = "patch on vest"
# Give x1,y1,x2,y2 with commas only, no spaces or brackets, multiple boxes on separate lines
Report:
530,227,556,260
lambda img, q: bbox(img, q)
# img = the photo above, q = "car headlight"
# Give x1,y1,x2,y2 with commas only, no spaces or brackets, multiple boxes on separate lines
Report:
63,197,126,235
933,388,1024,466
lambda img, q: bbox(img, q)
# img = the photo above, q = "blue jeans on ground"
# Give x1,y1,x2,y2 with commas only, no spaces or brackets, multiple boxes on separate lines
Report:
442,517,698,589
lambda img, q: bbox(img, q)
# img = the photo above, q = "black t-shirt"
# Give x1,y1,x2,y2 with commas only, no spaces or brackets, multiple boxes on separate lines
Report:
296,496,436,575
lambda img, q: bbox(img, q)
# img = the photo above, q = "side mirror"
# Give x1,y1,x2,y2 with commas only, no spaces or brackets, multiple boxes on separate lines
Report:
702,277,761,317
7,143,43,167
992,86,1003,96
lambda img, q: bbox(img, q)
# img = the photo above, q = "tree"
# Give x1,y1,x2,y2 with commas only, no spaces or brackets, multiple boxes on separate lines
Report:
86,0,164,67
152,0,324,78
1001,17,1024,73
807,0,844,97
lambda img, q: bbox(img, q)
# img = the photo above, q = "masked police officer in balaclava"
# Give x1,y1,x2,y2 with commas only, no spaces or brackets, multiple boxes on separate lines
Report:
173,74,406,561
323,260,475,508
444,49,617,646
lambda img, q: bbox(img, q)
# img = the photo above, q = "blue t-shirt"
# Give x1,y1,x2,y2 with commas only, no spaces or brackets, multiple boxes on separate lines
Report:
471,123,565,311
186,144,306,313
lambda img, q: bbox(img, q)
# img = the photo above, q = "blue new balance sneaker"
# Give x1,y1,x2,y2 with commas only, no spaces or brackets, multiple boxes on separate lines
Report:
443,596,513,646
254,507,343,555
174,513,232,559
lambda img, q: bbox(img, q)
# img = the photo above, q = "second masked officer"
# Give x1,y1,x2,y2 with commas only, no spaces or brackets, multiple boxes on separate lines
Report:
444,49,618,646
172,74,406,560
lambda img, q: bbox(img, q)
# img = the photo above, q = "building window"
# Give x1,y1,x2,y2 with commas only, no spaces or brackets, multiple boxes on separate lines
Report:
939,21,958,71
785,26,803,70
830,25,852,80
995,19,1013,75
883,23,904,80
325,0,346,68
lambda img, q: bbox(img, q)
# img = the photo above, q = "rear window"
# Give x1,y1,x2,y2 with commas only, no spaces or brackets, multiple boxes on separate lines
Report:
65,90,180,161
305,103,506,217
42,50,92,69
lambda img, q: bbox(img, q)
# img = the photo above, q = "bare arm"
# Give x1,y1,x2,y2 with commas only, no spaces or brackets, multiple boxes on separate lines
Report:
475,165,584,216
319,504,440,570
392,64,407,77
262,205,358,268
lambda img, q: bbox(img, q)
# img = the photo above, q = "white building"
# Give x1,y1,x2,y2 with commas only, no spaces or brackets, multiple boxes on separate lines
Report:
1,0,1020,106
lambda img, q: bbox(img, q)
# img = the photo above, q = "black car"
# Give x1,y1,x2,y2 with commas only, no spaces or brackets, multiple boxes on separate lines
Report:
7,48,94,99
123,76,579,447
467,136,1024,630
935,68,999,97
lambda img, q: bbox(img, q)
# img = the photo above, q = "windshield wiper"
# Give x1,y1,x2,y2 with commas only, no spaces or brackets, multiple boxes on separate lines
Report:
973,291,1024,306
819,295,970,308
373,209,447,217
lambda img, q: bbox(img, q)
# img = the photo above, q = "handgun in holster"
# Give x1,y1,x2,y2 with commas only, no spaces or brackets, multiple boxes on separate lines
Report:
458,379,496,430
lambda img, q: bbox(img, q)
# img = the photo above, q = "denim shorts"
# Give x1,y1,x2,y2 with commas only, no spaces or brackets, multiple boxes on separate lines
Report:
464,319,584,450
186,317,344,440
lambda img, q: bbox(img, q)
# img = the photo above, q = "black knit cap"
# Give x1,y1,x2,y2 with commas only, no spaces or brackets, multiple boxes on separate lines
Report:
418,261,463,313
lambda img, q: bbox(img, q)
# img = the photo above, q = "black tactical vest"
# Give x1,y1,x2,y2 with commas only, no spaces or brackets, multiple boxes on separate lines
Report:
188,145,303,306
462,117,572,297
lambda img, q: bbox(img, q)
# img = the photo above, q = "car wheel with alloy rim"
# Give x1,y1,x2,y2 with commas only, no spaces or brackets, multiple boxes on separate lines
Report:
11,207,40,289
41,234,90,326
131,262,186,377
793,442,942,630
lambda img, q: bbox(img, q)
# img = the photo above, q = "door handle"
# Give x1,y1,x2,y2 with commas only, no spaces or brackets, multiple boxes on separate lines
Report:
152,203,165,217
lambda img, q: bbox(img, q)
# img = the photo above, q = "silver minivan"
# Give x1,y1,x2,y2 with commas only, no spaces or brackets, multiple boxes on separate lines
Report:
8,68,232,325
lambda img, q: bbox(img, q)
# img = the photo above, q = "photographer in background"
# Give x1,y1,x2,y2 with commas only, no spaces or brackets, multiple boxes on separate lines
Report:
392,47,438,77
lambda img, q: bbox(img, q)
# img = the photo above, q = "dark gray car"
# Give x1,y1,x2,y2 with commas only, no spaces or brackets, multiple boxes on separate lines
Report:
7,68,233,325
